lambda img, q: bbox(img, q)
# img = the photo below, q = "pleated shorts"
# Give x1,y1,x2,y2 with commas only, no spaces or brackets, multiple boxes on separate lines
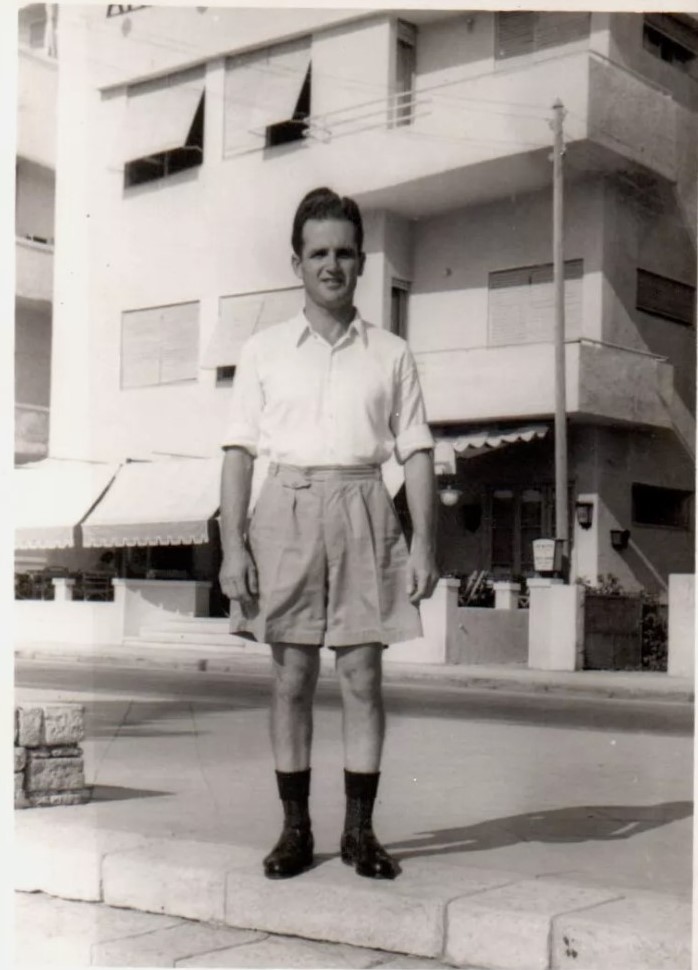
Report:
232,462,422,648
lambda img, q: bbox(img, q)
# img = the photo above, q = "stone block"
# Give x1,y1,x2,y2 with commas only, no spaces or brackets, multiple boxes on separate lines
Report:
26,788,92,807
42,704,85,745
102,837,261,923
444,878,621,970
15,820,151,901
15,747,27,772
93,922,263,967
552,891,693,969
14,771,28,808
15,708,19,744
49,745,82,757
18,707,44,747
25,754,85,792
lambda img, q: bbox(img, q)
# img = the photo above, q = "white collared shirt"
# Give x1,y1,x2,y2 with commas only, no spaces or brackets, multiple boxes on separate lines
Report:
223,311,433,466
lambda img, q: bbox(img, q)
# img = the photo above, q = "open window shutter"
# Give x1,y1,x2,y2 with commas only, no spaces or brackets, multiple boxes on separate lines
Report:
495,12,535,60
224,38,311,156
535,12,591,51
644,14,698,55
124,67,205,162
202,287,303,368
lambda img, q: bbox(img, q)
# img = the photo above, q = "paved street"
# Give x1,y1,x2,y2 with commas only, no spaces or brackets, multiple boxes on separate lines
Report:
15,658,693,896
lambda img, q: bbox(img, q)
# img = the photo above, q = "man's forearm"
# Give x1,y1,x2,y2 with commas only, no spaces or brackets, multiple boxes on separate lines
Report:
220,447,254,555
403,449,436,547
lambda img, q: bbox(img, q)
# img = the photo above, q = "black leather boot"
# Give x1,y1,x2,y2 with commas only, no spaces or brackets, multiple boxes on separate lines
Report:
340,770,400,880
264,769,314,879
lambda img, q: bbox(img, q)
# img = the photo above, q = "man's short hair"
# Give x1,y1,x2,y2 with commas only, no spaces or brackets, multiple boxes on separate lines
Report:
291,187,364,257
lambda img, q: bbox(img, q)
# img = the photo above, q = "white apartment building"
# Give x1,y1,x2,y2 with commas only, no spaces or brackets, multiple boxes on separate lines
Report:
15,3,58,466
17,6,696,613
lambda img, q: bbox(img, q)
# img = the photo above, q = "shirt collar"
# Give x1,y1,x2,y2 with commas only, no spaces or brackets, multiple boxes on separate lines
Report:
292,309,367,348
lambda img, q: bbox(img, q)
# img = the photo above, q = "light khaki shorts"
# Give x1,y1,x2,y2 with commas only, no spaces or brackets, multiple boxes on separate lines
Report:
230,463,422,648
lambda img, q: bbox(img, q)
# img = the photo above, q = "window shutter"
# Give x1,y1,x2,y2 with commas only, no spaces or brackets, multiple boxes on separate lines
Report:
637,269,696,325
121,302,199,389
495,11,535,60
124,68,205,162
488,260,583,345
644,14,698,55
535,12,591,51
224,38,311,157
202,287,303,368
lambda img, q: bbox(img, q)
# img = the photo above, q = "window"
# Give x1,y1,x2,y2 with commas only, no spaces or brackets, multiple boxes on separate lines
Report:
495,12,590,60
636,269,695,326
215,365,236,387
266,65,312,148
488,259,583,346
632,483,693,529
643,15,697,70
390,281,410,338
394,21,416,127
123,69,205,188
224,38,311,157
121,302,199,389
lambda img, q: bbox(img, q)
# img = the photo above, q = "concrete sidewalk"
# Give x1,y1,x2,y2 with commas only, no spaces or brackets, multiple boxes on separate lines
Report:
15,638,695,702
14,653,694,970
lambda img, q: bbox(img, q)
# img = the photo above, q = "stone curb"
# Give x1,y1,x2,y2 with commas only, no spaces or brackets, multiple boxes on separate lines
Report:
15,643,694,703
15,819,692,970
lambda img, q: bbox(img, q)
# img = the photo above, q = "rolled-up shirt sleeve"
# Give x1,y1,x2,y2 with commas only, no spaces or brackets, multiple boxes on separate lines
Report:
222,338,263,456
390,346,434,464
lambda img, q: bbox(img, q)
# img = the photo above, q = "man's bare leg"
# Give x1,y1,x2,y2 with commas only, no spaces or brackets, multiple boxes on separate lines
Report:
264,643,320,879
335,643,400,879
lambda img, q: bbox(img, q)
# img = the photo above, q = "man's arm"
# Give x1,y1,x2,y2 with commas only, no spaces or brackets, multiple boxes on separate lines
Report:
403,448,439,605
219,446,258,616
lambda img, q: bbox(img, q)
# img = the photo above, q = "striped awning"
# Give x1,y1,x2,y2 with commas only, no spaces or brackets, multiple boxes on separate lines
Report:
81,456,223,548
14,459,118,550
435,424,550,474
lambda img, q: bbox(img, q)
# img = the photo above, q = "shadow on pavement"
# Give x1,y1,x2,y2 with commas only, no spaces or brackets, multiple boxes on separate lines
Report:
387,801,693,860
90,784,172,802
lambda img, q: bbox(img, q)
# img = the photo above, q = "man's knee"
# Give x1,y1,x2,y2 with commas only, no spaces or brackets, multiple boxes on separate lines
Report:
337,648,383,705
272,645,319,705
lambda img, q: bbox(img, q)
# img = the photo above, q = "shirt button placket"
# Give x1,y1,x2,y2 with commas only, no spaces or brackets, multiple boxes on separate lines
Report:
326,347,335,459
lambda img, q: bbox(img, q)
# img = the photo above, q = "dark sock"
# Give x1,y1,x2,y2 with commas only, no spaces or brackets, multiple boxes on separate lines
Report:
343,769,380,834
276,769,311,831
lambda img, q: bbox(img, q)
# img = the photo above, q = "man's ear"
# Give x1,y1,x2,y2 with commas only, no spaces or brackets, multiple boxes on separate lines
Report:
358,251,366,276
291,252,302,279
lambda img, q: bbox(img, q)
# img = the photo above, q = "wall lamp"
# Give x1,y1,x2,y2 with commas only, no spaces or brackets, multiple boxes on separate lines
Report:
438,477,463,507
575,500,594,530
610,528,631,551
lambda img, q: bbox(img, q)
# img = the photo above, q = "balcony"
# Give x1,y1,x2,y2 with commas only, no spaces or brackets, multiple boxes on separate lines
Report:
16,238,54,304
15,403,50,462
416,339,677,431
285,50,685,217
18,48,57,168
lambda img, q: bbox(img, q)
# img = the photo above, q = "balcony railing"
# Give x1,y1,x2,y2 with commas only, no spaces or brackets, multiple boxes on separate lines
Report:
15,403,50,460
16,237,54,303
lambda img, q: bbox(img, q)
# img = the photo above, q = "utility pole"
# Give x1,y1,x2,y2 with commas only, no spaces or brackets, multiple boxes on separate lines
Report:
552,99,569,575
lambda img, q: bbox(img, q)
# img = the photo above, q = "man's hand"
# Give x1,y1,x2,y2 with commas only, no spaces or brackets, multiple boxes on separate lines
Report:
219,544,259,618
406,535,439,606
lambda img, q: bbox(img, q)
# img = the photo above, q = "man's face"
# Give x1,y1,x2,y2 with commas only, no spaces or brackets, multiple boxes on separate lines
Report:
292,218,365,313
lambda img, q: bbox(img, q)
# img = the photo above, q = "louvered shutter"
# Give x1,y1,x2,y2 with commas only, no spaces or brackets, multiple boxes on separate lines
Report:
202,287,303,368
495,11,535,60
535,12,591,51
488,260,583,345
637,269,696,325
121,302,199,388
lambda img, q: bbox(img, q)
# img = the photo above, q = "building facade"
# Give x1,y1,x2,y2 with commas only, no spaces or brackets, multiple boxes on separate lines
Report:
22,7,697,601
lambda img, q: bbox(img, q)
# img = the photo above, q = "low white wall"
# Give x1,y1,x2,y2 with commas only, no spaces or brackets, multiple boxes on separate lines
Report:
115,580,211,638
455,607,528,664
528,580,585,671
668,574,695,678
14,600,124,645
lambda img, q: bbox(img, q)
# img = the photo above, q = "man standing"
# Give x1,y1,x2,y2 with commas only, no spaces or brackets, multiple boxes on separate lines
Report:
219,187,438,881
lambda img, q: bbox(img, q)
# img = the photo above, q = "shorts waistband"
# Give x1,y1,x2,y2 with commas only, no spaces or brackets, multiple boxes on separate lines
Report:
268,462,382,482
